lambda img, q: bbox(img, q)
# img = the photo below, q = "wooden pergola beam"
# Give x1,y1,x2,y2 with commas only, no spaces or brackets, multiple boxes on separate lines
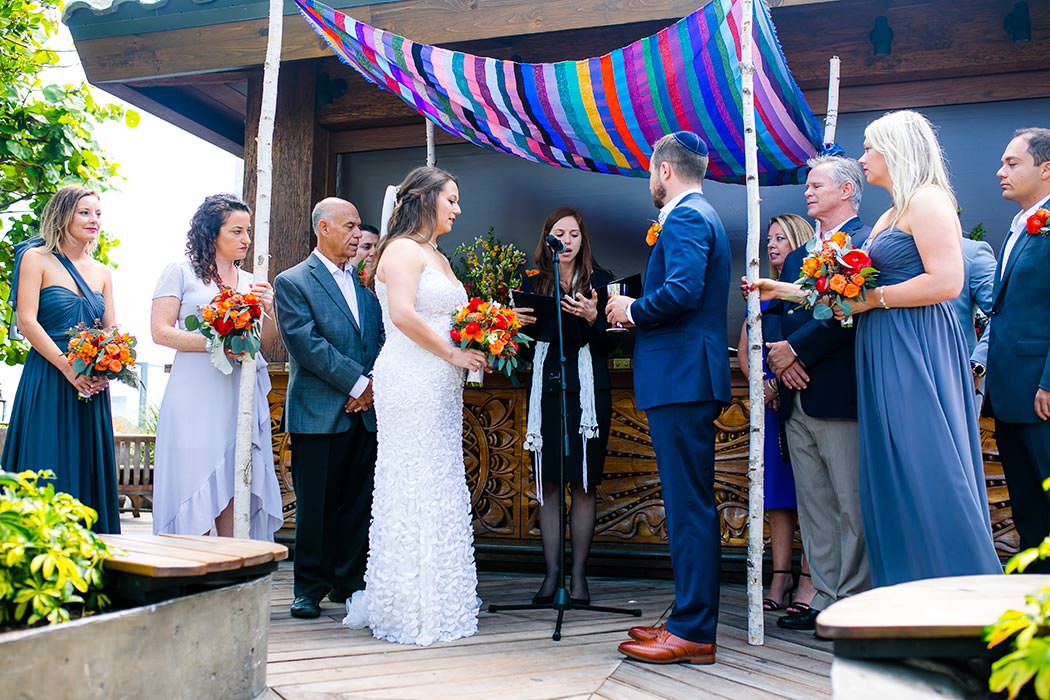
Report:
71,0,835,84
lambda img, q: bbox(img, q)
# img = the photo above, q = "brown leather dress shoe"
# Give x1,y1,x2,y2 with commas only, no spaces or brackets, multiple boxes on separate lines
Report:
627,622,665,641
617,629,716,665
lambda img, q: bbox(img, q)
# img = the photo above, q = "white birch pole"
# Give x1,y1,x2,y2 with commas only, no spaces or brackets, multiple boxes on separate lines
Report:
426,119,436,166
233,0,283,539
740,0,765,646
823,56,841,145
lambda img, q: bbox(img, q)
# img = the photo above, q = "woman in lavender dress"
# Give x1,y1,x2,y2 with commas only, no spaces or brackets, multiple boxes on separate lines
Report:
150,194,282,539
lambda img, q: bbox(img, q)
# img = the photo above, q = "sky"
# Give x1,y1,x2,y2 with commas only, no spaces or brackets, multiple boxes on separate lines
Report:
0,23,242,427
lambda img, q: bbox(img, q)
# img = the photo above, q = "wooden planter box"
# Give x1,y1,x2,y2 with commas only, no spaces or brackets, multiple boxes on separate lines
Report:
0,574,272,700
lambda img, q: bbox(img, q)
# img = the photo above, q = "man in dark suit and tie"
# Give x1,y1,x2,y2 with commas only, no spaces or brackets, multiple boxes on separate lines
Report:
275,197,383,618
764,155,871,631
987,127,1050,572
606,131,731,664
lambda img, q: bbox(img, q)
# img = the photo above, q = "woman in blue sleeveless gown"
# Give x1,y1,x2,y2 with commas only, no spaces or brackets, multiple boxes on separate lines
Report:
752,111,1001,586
2,186,120,533
737,214,818,610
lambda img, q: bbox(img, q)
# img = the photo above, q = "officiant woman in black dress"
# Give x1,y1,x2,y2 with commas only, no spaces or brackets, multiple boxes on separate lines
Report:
517,207,619,606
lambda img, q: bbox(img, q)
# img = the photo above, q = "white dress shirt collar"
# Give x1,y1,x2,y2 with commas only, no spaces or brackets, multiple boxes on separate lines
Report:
657,188,704,225
1010,196,1050,236
814,215,858,242
1002,195,1050,277
312,248,350,275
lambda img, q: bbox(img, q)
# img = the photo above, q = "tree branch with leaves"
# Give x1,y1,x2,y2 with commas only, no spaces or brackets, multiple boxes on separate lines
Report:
0,0,138,365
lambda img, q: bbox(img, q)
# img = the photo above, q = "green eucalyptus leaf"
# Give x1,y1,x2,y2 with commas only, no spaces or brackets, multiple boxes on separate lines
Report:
812,303,833,321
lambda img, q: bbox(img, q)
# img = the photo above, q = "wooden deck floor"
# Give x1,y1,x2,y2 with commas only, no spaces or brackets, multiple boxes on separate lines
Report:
263,563,832,700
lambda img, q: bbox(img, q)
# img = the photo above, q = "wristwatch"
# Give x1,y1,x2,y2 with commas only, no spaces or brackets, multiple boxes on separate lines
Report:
971,362,986,378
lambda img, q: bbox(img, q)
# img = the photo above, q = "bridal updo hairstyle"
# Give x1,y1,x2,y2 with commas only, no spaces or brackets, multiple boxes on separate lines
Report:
186,193,252,285
371,165,458,284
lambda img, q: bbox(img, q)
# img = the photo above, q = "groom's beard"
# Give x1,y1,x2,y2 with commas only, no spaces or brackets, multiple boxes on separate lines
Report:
651,182,667,209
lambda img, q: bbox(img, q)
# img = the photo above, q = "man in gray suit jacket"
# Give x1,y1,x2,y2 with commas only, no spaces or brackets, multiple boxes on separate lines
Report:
950,236,997,405
275,197,383,619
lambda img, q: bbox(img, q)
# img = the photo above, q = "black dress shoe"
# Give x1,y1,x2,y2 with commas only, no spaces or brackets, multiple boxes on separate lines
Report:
776,607,820,631
290,595,321,619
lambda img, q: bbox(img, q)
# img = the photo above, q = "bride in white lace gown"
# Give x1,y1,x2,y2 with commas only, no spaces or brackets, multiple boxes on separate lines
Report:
344,167,488,646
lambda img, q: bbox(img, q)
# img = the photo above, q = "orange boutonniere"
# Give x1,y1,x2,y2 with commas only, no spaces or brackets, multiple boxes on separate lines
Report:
645,221,662,247
1027,208,1050,237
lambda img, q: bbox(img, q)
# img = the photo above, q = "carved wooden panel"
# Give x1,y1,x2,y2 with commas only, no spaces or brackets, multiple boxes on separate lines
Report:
266,370,1019,558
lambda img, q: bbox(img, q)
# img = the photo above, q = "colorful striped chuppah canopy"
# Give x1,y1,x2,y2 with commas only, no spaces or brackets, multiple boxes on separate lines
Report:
294,0,823,185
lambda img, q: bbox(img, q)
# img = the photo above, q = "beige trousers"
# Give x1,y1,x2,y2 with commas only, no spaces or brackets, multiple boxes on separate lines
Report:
784,394,870,611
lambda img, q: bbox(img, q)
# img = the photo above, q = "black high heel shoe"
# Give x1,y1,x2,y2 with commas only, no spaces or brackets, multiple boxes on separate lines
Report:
569,577,590,606
763,569,795,612
532,575,557,605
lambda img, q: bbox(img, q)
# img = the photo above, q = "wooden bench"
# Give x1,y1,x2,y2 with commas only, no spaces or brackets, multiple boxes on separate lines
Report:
99,533,288,605
113,434,155,517
817,575,1050,698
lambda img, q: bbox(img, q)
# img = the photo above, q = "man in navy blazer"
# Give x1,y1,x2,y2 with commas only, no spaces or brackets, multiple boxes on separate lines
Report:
764,156,871,631
607,132,731,664
275,198,384,617
987,127,1050,572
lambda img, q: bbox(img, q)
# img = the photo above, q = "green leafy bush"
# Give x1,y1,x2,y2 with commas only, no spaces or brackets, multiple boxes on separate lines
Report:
985,478,1050,699
0,470,110,628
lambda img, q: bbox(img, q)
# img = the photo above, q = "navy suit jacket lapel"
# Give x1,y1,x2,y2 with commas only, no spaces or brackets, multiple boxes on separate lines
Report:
309,256,360,333
994,196,1050,306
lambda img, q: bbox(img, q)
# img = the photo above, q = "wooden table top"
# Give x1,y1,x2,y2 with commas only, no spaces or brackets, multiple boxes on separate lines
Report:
99,534,288,578
816,574,1050,640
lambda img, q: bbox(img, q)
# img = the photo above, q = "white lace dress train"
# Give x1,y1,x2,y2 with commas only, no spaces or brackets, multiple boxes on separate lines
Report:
343,265,479,645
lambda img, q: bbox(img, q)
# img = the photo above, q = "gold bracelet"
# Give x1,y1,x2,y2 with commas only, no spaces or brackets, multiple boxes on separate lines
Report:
878,287,890,310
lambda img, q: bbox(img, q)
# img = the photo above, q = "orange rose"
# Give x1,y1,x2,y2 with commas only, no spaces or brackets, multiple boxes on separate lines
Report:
831,230,848,247
850,273,865,287
234,310,251,329
829,274,847,294
109,360,123,373
105,343,120,356
843,283,860,298
646,222,662,247
801,258,820,277
490,340,505,356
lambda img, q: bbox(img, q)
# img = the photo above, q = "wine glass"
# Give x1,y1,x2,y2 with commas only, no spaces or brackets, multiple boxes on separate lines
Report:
606,282,629,332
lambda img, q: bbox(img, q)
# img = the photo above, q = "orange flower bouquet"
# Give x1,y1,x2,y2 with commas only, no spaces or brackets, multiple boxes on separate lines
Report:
65,324,139,401
450,297,532,386
794,230,879,327
184,287,264,375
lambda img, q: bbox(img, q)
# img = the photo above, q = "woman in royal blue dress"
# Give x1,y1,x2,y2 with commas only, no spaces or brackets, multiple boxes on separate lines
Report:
752,110,1001,586
737,214,819,610
2,185,120,533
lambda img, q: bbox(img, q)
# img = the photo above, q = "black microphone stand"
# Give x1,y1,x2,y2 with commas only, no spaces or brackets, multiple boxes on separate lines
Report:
488,235,641,641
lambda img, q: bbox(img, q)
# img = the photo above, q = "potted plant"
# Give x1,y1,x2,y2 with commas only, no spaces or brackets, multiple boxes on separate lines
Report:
0,469,110,629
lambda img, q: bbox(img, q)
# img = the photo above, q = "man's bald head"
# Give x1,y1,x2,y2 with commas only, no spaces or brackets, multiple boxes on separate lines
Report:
312,197,362,266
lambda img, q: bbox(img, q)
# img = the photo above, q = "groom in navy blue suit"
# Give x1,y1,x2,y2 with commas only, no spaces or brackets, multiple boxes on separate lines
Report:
987,127,1050,572
607,132,731,664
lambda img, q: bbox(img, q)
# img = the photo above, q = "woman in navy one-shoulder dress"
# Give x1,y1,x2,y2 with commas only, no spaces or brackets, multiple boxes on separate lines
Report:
753,111,1001,586
2,186,121,533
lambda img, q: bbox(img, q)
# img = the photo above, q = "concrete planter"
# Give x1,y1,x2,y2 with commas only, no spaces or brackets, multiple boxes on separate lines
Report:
1,574,272,700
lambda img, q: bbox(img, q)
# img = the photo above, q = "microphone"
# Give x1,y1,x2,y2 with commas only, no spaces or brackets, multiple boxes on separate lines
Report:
545,234,565,252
